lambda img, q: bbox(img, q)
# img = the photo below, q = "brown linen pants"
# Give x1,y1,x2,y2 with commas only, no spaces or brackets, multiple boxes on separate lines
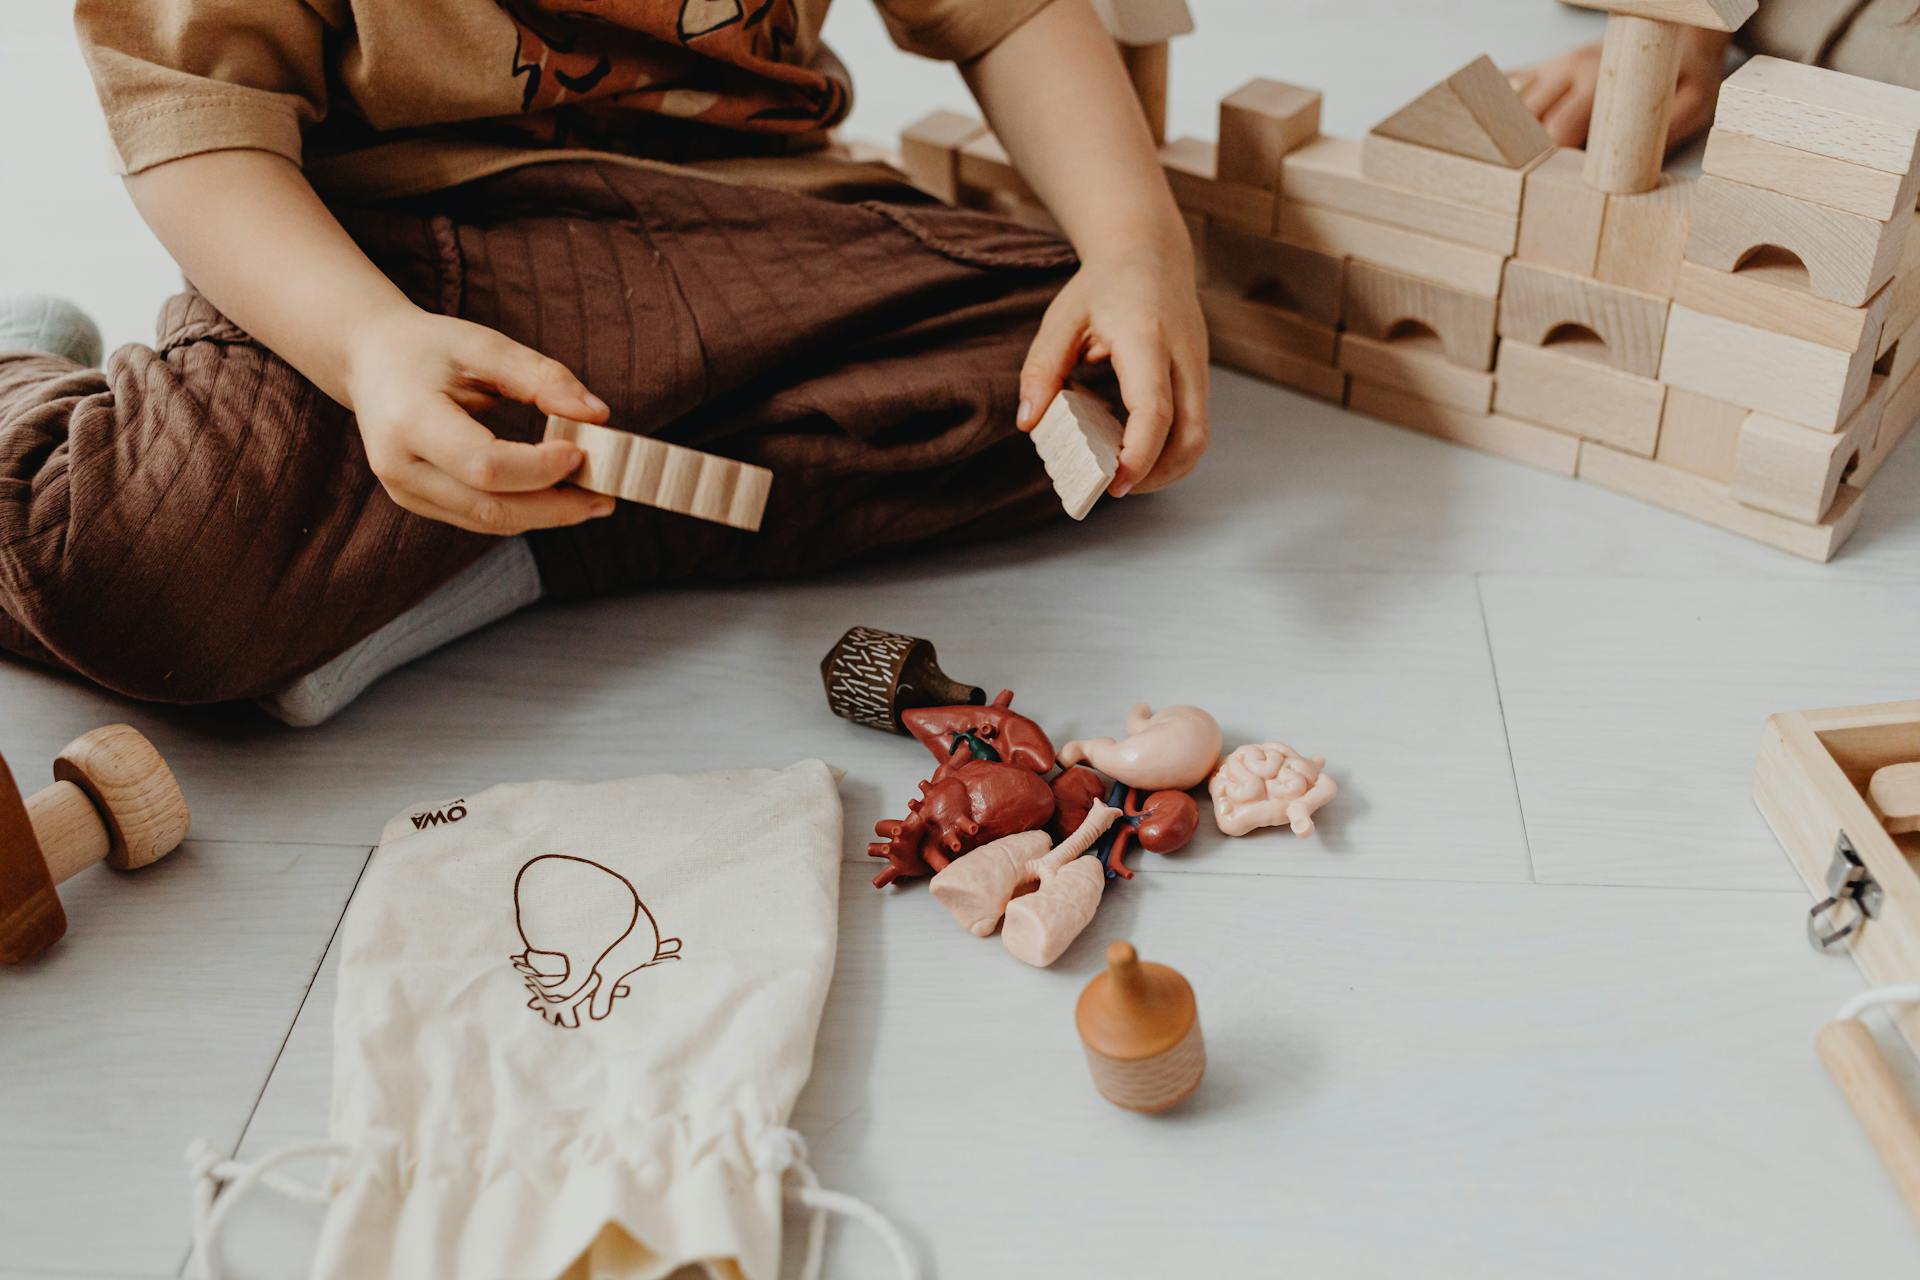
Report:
0,160,1078,703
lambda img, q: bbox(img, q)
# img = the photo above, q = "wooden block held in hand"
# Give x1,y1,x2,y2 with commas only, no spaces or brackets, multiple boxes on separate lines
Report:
1030,388,1124,520
545,416,772,532
1498,259,1670,377
1360,132,1541,215
1203,224,1345,326
1660,303,1878,430
899,111,985,204
1217,79,1323,189
1350,380,1579,475
1714,55,1920,175
1342,260,1498,369
1372,54,1552,168
1686,174,1909,308
1517,148,1608,274
1494,339,1666,455
1280,135,1519,253
1595,174,1693,297
1161,137,1277,232
1200,290,1337,363
1730,381,1886,522
1703,129,1920,222
1337,332,1494,412
1278,203,1507,297
1656,387,1747,481
1673,258,1890,352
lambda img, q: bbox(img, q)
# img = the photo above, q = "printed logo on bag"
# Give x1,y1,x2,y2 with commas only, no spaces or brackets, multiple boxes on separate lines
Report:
509,854,683,1029
410,799,468,829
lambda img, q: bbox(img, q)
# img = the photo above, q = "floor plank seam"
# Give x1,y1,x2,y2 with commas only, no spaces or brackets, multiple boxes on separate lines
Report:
1473,574,1537,883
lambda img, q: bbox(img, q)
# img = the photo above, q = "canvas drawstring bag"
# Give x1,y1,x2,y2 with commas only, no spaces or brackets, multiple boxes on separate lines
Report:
187,760,914,1280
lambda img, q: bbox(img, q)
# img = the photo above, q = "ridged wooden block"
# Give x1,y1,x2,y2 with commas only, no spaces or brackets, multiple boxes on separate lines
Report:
1030,389,1124,521
544,416,773,532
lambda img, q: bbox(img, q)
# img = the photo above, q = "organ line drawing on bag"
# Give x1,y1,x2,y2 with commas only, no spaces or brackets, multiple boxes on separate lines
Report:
509,854,683,1028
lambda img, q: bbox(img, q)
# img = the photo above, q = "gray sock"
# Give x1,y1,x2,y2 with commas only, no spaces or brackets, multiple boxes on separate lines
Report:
0,295,103,366
258,537,544,727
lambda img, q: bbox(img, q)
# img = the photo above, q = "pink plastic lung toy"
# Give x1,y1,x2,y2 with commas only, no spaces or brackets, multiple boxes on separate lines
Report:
1209,742,1337,837
1059,704,1223,792
929,802,1121,967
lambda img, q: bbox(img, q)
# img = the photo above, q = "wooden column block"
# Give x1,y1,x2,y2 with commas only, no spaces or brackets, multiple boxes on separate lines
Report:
1595,173,1693,297
1498,260,1670,377
1686,175,1910,307
1211,335,1346,402
1494,339,1666,455
957,132,1037,204
1577,439,1864,562
1673,259,1890,353
1372,54,1552,168
1217,79,1323,189
1160,138,1276,232
1660,303,1878,430
1280,135,1519,253
1703,129,1920,222
1350,381,1580,475
1092,0,1195,44
1117,41,1170,146
1730,379,1886,523
1337,332,1494,412
899,111,985,204
1714,55,1920,176
1517,148,1608,274
1199,290,1337,363
1341,260,1497,369
1656,387,1748,481
1582,14,1681,195
1277,203,1506,296
1030,389,1124,521
1202,224,1345,327
545,416,772,531
1359,133,1542,215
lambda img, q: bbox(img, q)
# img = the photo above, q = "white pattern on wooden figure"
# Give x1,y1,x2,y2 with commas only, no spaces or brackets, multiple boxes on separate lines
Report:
1030,389,1125,521
1714,55,1920,175
1372,55,1552,169
1280,135,1520,254
1660,303,1878,431
1498,260,1671,378
1685,175,1911,308
544,416,773,532
1493,338,1667,455
1217,79,1323,189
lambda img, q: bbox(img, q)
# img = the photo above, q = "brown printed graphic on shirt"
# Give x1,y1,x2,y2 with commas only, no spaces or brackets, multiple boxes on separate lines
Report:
509,854,683,1029
493,0,847,131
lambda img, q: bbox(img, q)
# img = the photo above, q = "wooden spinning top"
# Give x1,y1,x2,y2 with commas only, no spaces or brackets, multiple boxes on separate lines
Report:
820,626,985,733
0,725,189,964
1076,940,1205,1112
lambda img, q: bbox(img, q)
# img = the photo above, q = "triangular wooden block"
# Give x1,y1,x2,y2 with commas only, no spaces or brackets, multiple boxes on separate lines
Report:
1563,0,1757,32
1372,55,1552,168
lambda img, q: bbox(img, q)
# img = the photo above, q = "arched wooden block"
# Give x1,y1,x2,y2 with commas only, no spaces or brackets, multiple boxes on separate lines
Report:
1341,260,1496,371
1686,176,1910,308
1498,259,1670,378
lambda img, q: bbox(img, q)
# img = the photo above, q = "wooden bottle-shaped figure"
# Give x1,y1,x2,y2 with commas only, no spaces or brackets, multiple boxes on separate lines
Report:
1076,940,1205,1112
820,626,985,733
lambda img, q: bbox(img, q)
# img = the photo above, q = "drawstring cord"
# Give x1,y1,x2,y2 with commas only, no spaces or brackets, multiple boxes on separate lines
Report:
186,1130,914,1280
1836,984,1920,1023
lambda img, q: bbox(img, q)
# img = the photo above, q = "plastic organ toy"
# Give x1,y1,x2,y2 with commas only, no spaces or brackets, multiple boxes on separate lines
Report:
1059,704,1223,791
1210,742,1337,837
931,802,1121,966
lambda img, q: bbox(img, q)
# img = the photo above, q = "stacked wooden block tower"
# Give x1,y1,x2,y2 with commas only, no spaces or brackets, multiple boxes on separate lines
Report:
897,0,1920,560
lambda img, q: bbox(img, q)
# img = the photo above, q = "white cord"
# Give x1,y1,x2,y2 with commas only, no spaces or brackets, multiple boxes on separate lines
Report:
1836,984,1920,1024
754,1127,919,1280
185,1139,345,1280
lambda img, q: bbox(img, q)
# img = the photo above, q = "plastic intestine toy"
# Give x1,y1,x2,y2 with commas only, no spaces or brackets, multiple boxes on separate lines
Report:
1209,742,1337,837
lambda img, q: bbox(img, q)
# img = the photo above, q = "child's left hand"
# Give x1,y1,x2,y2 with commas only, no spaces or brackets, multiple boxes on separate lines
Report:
1016,234,1210,498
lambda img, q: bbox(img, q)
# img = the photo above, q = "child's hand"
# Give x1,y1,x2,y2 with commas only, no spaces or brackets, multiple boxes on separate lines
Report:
344,309,615,534
1016,237,1209,497
1517,28,1730,152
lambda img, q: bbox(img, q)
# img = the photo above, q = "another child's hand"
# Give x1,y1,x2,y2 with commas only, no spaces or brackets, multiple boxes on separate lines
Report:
1016,235,1209,497
1517,28,1729,152
344,309,615,534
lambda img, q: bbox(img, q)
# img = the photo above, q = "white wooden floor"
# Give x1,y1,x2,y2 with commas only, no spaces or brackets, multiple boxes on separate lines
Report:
5,3,1920,1277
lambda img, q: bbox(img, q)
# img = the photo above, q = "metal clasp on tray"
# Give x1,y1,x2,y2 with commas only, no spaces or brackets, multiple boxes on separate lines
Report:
1807,832,1883,952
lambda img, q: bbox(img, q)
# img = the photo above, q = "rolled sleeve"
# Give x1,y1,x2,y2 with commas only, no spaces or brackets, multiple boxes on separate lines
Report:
875,0,1060,63
75,0,331,174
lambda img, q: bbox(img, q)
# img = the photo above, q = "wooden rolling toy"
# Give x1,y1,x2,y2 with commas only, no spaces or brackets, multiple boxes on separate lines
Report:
544,415,773,532
1,725,190,964
1076,940,1205,1112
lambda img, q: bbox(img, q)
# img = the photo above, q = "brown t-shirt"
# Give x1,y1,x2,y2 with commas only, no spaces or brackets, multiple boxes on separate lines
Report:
76,0,1053,200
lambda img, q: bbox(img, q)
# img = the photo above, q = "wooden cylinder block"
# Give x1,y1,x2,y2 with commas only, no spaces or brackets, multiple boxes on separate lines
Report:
1077,940,1205,1112
25,781,110,884
1118,41,1170,147
1583,15,1681,195
1817,1018,1920,1224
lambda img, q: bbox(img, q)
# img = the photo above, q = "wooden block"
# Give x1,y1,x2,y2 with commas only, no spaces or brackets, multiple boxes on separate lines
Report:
1869,763,1920,834
1117,40,1170,146
1882,312,1920,394
1702,129,1920,222
1279,135,1519,253
1655,387,1747,481
1730,380,1886,522
1561,0,1755,29
1202,224,1345,327
1341,260,1497,370
1030,388,1124,521
1277,203,1507,297
1686,174,1909,308
899,111,984,204
957,131,1036,204
1714,55,1920,175
1217,79,1322,189
1516,147,1608,275
1372,55,1552,169
1673,259,1890,353
1160,137,1276,232
1851,363,1920,489
1660,303,1878,431
1091,0,1195,46
1493,339,1666,455
1349,380,1580,475
1336,332,1494,412
1210,334,1346,402
1498,260,1670,377
545,416,772,532
1359,132,1540,215
1883,212,1920,352
1577,439,1864,562
1199,290,1337,363
1595,174,1693,297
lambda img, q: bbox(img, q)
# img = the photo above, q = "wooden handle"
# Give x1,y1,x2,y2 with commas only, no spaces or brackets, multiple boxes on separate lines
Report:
1583,14,1680,194
25,780,110,884
1817,1018,1920,1224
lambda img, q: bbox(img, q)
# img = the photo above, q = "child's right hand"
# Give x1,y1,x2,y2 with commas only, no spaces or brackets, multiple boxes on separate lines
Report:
343,309,616,534
1516,27,1731,152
